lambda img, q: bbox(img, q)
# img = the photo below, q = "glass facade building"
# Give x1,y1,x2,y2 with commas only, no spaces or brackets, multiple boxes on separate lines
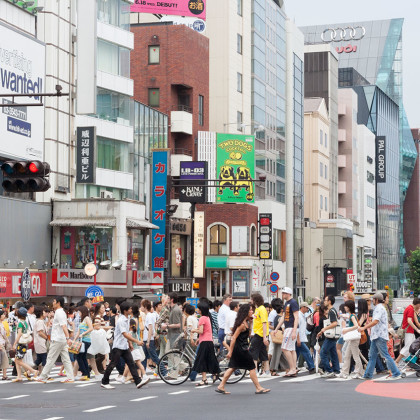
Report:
251,0,287,202
301,19,417,288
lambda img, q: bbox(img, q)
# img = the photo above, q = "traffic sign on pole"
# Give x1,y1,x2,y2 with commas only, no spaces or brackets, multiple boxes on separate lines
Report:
269,284,279,294
270,272,279,282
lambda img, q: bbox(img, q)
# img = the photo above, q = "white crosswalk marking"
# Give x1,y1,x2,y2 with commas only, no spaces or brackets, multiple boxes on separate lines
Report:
83,405,116,413
44,389,66,393
2,394,29,400
130,396,158,402
168,390,189,395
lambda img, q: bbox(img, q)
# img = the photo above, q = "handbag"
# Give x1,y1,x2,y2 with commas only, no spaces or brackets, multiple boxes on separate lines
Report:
272,330,283,344
68,340,82,354
324,308,341,339
19,332,33,345
343,328,361,342
360,330,368,345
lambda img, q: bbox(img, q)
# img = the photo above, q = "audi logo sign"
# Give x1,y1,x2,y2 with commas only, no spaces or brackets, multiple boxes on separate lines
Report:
321,26,366,43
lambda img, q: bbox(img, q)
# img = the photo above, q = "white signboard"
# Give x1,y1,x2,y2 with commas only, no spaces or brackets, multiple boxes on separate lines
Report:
193,211,205,278
0,23,45,160
160,15,206,34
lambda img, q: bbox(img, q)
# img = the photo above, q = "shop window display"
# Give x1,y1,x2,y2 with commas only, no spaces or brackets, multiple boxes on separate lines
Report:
60,227,113,268
127,229,145,270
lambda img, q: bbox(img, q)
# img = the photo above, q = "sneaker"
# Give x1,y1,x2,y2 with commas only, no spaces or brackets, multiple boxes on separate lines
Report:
385,375,402,381
325,372,336,378
79,376,90,381
259,371,271,378
308,368,316,375
101,383,115,389
137,376,151,389
75,375,82,381
351,373,363,379
338,373,348,379
36,378,47,383
115,375,125,384
96,374,104,381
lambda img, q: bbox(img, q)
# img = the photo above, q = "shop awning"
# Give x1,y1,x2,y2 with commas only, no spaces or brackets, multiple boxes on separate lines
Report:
205,256,229,269
126,218,159,230
50,217,116,227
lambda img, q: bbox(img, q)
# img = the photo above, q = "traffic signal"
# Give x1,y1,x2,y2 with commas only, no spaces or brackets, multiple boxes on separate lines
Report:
1,160,51,193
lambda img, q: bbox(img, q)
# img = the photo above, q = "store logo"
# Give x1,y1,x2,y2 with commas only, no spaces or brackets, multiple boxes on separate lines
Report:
321,26,366,43
188,0,205,16
336,44,357,54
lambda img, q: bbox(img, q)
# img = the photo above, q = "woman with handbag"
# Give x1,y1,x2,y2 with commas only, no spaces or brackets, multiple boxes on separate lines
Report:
73,306,93,381
12,307,39,382
339,300,364,379
0,309,10,380
216,304,270,395
269,300,288,375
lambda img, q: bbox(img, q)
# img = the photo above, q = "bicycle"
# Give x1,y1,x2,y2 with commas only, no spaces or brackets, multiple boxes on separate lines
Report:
158,334,247,385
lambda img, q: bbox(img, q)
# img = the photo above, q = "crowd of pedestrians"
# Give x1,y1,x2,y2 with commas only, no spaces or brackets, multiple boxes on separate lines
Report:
0,288,417,394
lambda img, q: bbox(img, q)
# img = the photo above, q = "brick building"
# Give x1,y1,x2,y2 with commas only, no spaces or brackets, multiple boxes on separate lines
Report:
194,203,259,299
131,23,209,158
404,129,420,256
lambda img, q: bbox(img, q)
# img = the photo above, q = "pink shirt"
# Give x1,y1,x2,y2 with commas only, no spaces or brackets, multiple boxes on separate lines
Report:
198,316,212,343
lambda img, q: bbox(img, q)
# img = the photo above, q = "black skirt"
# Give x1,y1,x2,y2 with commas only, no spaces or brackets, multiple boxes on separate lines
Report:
192,341,220,374
228,344,255,371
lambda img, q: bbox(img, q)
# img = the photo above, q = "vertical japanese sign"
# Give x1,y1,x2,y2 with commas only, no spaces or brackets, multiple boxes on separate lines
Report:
376,136,386,183
76,127,96,183
193,211,205,278
152,151,168,271
216,133,255,203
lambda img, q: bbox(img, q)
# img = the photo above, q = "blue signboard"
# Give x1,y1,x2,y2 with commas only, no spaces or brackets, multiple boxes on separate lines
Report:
179,161,207,203
186,297,199,308
85,285,104,304
152,151,168,271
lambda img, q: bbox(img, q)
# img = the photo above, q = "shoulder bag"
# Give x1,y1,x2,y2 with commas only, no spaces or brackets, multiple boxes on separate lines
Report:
272,330,283,344
19,322,33,345
343,328,361,342
324,309,341,339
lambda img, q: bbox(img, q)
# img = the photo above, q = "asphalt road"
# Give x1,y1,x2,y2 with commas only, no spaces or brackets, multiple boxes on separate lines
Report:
0,366,418,420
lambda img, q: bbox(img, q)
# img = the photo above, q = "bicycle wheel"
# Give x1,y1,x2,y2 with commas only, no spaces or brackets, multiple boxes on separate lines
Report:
158,350,192,385
218,356,246,384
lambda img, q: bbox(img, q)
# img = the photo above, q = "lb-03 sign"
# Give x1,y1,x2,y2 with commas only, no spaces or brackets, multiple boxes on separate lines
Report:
179,161,207,204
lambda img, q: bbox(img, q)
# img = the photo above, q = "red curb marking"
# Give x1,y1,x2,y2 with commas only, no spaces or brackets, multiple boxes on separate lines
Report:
356,380,420,401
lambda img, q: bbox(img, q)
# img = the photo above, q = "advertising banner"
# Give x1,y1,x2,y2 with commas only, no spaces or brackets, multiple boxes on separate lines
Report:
131,0,206,20
151,151,168,271
216,133,255,203
0,23,45,161
376,136,386,183
76,127,96,183
0,271,47,298
179,161,207,203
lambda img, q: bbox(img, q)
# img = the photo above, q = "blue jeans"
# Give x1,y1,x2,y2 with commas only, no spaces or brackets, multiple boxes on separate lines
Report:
296,342,315,370
218,329,225,349
76,342,91,378
142,341,160,369
320,338,340,373
364,337,401,379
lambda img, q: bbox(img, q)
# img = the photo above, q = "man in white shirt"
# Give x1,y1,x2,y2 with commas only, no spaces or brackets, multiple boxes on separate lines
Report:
225,301,239,342
141,299,160,372
217,294,232,348
296,302,315,374
37,296,74,383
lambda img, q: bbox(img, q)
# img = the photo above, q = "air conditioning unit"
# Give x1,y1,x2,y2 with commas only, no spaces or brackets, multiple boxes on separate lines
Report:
100,191,113,199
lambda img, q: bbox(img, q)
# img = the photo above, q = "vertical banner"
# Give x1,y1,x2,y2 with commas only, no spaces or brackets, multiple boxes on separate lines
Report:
152,151,168,271
76,127,96,183
193,211,205,278
376,136,386,183
216,133,255,203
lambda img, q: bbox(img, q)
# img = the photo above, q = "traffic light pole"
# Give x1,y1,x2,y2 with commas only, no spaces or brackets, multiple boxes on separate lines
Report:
0,85,69,107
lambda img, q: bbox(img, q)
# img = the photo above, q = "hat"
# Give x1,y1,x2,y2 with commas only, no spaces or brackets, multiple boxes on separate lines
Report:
17,307,27,317
300,302,310,308
361,293,372,301
105,308,110,312
282,287,293,295
372,292,384,302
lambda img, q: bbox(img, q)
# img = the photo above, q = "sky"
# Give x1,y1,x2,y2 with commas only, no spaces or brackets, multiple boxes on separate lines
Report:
285,0,420,128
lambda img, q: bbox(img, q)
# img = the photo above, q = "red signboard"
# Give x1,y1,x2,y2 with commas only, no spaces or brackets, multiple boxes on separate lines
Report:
326,274,334,283
133,271,164,288
0,271,47,298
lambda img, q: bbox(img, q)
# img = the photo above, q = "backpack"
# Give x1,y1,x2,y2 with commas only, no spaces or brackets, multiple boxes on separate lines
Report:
306,311,315,332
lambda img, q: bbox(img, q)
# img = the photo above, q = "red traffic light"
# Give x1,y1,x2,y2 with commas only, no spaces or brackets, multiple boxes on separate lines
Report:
260,217,270,226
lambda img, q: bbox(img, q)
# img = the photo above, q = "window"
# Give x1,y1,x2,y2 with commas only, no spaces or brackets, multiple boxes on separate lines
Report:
273,229,286,261
98,40,130,77
237,0,242,15
97,0,129,30
232,226,249,253
210,224,227,255
210,270,227,298
148,88,160,107
198,95,204,126
127,229,145,270
320,195,323,210
148,45,160,64
237,72,242,93
367,221,375,230
367,171,375,184
96,88,131,123
250,225,257,256
325,133,328,148
325,164,328,179
237,34,242,54
320,129,323,145
367,195,375,209
276,180,285,203
325,196,328,211
320,162,323,177
237,111,243,131
97,137,129,172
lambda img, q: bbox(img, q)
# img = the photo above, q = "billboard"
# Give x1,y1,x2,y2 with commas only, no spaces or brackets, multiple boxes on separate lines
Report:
151,151,168,271
216,133,255,203
0,23,45,161
131,0,206,20
376,136,386,183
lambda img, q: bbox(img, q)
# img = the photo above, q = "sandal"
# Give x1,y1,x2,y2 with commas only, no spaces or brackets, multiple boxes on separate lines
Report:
271,372,280,376
215,388,230,395
195,380,208,387
12,378,23,382
255,388,271,394
212,374,219,384
2,376,9,381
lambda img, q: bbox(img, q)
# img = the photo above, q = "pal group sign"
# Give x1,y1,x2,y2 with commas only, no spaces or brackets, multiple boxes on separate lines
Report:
0,24,45,161
216,133,255,203
131,0,206,20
